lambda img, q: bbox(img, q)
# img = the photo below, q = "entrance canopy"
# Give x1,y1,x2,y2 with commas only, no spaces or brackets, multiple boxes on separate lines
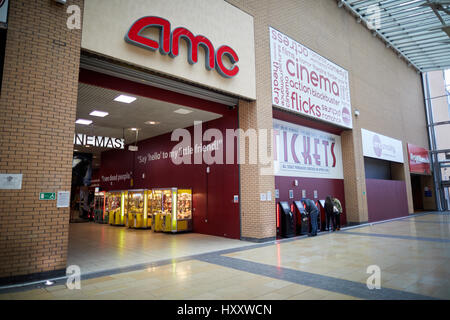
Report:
338,0,450,71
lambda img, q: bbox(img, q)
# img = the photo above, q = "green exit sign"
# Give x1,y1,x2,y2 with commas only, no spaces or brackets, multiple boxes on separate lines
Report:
39,192,56,200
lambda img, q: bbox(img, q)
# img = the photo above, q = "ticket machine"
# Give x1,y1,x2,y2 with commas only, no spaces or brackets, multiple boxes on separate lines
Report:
317,199,325,231
277,201,295,238
293,200,309,235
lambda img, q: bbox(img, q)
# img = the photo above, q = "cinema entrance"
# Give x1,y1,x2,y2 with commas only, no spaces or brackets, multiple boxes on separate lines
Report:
68,58,244,274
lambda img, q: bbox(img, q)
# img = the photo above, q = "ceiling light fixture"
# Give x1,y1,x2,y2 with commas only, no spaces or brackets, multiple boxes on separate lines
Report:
89,110,109,117
114,94,137,103
75,119,92,125
145,121,160,125
174,108,193,115
129,127,139,131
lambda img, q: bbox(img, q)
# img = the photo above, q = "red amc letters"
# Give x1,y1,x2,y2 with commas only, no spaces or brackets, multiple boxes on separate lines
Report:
125,16,239,78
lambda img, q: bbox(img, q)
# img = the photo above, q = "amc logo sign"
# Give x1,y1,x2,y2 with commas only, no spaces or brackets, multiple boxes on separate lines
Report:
125,16,239,78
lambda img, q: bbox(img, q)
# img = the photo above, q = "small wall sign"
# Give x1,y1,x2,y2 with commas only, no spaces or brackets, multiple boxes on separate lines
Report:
39,192,56,200
0,174,22,190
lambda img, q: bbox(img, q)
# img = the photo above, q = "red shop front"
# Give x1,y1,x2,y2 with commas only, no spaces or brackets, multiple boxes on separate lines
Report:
78,68,240,239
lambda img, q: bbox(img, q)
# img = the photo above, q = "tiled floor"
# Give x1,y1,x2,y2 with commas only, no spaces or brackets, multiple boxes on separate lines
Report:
67,222,252,274
1,212,449,300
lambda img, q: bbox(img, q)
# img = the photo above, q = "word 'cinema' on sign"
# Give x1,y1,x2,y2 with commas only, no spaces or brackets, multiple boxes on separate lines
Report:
74,134,125,149
125,16,240,78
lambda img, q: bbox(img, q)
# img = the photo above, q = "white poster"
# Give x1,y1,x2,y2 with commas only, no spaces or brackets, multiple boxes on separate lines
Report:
57,191,71,208
273,119,344,179
0,0,8,24
0,173,22,190
270,27,352,129
361,129,404,163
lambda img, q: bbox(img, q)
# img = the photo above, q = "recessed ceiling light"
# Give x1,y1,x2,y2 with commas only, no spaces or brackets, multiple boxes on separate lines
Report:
89,110,109,117
129,127,139,131
75,119,92,125
114,94,137,103
174,108,192,115
145,121,160,125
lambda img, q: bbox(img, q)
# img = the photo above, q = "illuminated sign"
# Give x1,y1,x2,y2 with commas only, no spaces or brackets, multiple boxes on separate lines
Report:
407,143,431,175
74,134,125,149
125,16,239,78
361,129,404,163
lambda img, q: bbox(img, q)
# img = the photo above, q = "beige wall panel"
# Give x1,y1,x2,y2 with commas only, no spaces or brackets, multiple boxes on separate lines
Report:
82,0,256,99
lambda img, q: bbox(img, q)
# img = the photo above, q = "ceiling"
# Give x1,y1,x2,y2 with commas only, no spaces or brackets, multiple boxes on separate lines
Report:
338,0,450,72
75,83,222,167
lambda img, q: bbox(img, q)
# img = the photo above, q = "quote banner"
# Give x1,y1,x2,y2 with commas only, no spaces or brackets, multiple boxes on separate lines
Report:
270,27,352,129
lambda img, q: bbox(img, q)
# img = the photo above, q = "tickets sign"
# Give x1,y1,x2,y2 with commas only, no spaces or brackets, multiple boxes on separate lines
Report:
407,143,431,175
273,119,344,179
270,27,352,128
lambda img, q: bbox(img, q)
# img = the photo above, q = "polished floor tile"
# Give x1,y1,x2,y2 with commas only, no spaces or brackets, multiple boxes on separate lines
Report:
67,222,251,274
1,213,449,300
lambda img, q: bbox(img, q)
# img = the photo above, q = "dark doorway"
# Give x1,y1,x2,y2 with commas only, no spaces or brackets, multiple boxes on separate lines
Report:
411,174,423,211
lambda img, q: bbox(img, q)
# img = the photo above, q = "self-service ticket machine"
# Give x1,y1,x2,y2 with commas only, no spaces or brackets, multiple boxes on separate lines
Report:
293,201,309,235
317,200,325,231
277,201,295,238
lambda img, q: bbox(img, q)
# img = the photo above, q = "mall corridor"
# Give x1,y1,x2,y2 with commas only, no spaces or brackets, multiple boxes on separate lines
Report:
1,212,449,300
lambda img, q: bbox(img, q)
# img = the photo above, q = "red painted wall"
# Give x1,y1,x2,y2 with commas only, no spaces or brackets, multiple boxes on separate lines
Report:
82,69,240,239
366,179,409,222
275,176,347,225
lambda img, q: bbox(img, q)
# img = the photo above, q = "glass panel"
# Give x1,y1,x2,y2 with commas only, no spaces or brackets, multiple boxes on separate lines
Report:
108,192,121,212
177,189,192,220
150,190,162,215
128,191,144,214
162,189,172,216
